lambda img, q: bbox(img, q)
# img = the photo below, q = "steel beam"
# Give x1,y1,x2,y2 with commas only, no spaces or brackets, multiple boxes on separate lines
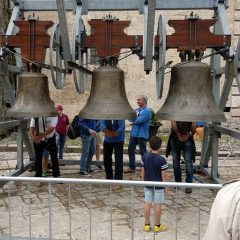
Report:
16,122,24,170
200,126,213,168
216,3,233,57
5,5,23,68
219,57,237,111
0,120,20,129
143,0,156,72
215,125,240,139
211,129,219,181
56,0,72,67
10,0,226,11
5,5,21,35
0,60,15,107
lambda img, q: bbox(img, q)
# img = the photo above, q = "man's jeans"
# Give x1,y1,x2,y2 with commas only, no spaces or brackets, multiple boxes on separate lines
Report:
56,132,66,159
128,136,147,170
171,138,194,183
80,135,96,172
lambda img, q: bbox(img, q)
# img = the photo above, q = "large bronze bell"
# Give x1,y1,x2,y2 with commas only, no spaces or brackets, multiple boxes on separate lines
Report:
156,61,226,122
8,72,57,118
79,65,136,120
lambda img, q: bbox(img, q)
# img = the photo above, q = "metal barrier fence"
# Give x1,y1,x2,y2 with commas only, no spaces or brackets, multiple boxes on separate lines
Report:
0,177,221,240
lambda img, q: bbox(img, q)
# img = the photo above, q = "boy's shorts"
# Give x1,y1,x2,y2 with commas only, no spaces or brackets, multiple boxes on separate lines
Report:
96,132,103,146
144,187,165,203
43,149,49,158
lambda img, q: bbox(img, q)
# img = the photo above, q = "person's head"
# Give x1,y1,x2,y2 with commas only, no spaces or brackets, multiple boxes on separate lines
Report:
137,95,148,108
56,104,63,114
149,136,162,152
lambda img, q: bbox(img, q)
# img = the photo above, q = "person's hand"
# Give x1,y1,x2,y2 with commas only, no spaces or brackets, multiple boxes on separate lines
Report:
177,133,189,142
104,129,118,137
31,134,42,144
89,129,97,136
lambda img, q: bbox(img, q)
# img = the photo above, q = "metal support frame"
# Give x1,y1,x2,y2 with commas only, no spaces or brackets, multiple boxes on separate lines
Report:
199,3,236,183
0,119,34,178
5,5,23,69
9,0,228,11
4,0,235,184
0,60,15,107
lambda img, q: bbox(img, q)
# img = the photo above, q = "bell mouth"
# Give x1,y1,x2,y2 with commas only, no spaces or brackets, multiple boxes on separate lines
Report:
156,111,226,122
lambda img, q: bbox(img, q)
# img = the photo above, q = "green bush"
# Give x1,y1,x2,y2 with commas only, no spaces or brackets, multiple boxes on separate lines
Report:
150,109,162,126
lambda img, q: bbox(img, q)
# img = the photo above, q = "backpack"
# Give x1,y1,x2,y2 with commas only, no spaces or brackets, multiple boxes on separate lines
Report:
67,115,81,139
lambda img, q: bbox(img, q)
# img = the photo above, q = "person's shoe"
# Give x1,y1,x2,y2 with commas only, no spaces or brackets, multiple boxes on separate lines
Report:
96,165,103,170
42,171,47,177
124,168,135,174
79,171,91,177
185,188,192,194
87,169,95,173
154,224,167,232
144,224,151,232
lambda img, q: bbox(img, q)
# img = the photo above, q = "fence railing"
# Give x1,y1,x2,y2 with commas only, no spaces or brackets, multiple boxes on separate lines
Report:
0,176,222,240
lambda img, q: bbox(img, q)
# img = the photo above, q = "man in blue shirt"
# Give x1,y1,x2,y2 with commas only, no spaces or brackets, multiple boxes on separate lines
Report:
78,118,100,176
126,95,151,173
100,120,125,180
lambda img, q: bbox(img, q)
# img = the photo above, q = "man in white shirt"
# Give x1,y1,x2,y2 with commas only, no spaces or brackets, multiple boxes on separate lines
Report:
203,179,240,240
29,117,60,178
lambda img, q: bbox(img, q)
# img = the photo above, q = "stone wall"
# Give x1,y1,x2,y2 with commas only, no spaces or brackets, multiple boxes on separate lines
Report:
28,3,237,130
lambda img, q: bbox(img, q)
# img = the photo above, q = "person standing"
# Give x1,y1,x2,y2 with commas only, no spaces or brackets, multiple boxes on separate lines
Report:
141,136,168,232
100,120,125,180
55,104,70,160
29,117,60,178
125,95,151,173
169,121,196,194
78,118,99,176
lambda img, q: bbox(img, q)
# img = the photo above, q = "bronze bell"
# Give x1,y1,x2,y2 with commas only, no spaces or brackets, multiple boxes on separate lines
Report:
79,65,136,120
8,72,57,118
156,61,226,122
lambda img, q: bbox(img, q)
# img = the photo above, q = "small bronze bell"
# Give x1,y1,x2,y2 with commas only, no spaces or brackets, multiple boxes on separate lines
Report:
156,61,226,122
8,72,57,118
79,65,136,120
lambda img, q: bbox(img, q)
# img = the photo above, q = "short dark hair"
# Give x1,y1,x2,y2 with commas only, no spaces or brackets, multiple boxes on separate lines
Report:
149,136,162,150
